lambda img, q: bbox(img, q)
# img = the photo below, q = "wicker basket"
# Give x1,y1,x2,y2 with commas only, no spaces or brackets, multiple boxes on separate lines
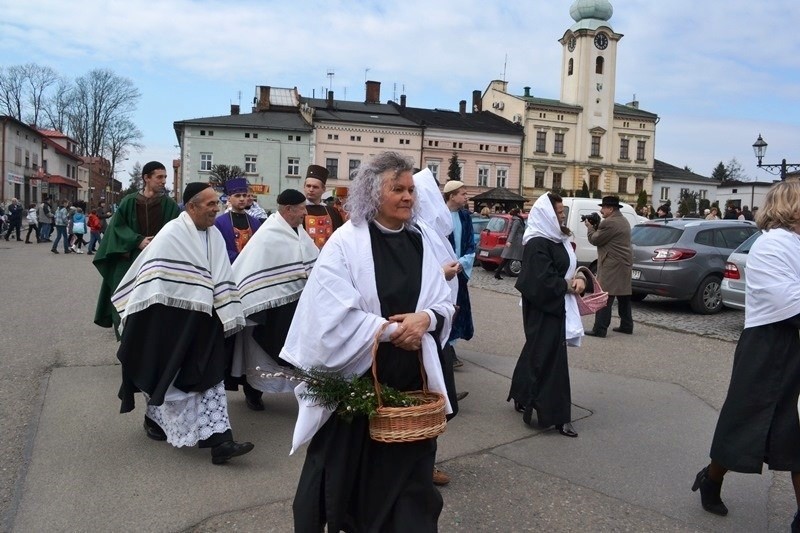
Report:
575,266,609,316
368,325,447,443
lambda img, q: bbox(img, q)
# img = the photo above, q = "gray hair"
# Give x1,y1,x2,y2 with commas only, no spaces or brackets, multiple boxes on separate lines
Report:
344,151,418,225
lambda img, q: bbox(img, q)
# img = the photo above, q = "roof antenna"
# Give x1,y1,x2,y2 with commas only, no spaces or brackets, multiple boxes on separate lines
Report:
503,53,508,81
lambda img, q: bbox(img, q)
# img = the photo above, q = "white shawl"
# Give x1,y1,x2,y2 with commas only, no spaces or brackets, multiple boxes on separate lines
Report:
745,228,800,328
232,211,319,317
111,211,245,336
280,220,455,453
524,195,584,346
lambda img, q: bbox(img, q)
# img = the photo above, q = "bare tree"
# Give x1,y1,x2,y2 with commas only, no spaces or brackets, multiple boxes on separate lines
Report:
0,65,27,120
41,77,74,132
104,117,143,178
23,64,57,127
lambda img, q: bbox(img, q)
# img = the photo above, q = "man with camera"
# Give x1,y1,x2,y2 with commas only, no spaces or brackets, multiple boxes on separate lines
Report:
584,196,633,338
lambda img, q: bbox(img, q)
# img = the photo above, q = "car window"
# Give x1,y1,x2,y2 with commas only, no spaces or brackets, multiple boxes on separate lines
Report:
694,229,714,247
733,230,761,254
716,227,757,250
563,206,570,221
471,218,489,234
486,217,508,232
631,225,683,246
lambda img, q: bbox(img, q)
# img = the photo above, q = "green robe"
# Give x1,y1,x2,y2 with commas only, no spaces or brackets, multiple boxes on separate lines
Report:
92,193,181,329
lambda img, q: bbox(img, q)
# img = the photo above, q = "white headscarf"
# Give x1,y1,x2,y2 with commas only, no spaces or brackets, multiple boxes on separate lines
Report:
745,228,800,328
523,194,583,346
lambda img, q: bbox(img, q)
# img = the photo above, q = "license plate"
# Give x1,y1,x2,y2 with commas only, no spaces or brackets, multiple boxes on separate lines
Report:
479,251,489,257
631,270,641,280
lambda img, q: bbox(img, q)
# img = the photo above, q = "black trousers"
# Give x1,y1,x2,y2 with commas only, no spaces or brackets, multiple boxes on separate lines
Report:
593,295,633,333
25,223,39,243
5,221,21,241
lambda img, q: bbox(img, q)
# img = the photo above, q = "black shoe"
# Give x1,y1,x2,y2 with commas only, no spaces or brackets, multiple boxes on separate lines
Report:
556,423,578,438
211,440,254,464
143,419,167,441
522,404,534,426
245,393,265,411
494,274,503,280
691,466,728,516
456,391,469,401
612,327,633,334
511,400,525,413
51,249,59,254
585,329,606,338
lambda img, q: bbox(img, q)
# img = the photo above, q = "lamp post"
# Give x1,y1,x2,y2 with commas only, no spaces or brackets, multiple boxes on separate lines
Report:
752,134,800,180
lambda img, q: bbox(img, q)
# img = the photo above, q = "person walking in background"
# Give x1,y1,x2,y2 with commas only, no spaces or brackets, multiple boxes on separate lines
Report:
706,207,720,220
508,193,585,437
96,200,112,237
692,179,800,530
24,203,39,244
4,198,23,242
50,200,71,254
37,198,53,241
495,207,524,280
86,209,102,255
70,208,87,254
585,196,634,338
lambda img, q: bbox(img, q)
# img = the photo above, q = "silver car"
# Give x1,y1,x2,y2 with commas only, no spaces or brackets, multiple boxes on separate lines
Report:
721,231,762,310
630,219,758,314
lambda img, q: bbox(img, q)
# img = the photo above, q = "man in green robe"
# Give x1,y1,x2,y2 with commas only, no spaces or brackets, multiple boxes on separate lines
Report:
93,161,181,331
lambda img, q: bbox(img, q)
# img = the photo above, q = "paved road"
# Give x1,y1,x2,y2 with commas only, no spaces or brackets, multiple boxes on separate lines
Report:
3,239,794,532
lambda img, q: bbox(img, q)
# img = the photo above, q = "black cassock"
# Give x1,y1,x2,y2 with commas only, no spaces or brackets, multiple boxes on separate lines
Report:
508,237,573,428
293,223,443,533
711,313,800,473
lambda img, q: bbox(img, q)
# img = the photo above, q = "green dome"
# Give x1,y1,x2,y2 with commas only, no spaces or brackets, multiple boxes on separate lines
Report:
570,0,613,23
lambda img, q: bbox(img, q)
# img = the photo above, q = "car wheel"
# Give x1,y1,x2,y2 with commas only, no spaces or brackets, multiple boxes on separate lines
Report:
630,292,647,302
508,259,522,277
481,262,497,271
690,275,723,314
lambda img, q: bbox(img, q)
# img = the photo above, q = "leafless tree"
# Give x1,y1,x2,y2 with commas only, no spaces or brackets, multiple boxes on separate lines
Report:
41,77,74,132
104,117,143,177
0,65,26,120
23,64,57,127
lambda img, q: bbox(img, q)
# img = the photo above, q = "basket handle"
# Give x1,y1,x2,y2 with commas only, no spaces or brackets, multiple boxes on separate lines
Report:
371,322,428,408
575,266,602,293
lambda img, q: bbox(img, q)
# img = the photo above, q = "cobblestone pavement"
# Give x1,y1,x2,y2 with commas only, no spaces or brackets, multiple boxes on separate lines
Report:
470,265,744,343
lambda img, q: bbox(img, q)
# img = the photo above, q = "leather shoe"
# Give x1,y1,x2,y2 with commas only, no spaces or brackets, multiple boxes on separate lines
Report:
556,422,578,438
612,327,633,334
512,400,525,413
452,357,464,368
143,419,167,441
585,329,606,338
432,468,450,486
211,440,254,464
245,394,265,411
456,391,469,401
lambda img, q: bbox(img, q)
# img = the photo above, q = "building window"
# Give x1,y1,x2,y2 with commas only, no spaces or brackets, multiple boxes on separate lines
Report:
327,134,339,140
288,135,294,141
660,187,670,201
200,153,213,171
253,133,258,139
699,189,707,199
620,138,629,160
200,130,206,136
635,178,644,194
350,135,361,142
552,172,562,190
568,58,574,76
618,177,628,194
245,133,250,138
589,175,599,191
554,133,565,154
14,147,21,165
245,155,257,174
32,153,38,169
637,140,646,161
25,150,30,167
326,158,339,179
477,166,489,187
497,167,508,188
427,162,439,180
591,136,601,157
534,170,545,188
596,57,604,74
348,159,360,179
535,131,547,153
287,158,300,176
399,139,410,145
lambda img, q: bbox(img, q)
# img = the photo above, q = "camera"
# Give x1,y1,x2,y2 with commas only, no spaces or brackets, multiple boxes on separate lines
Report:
581,212,601,229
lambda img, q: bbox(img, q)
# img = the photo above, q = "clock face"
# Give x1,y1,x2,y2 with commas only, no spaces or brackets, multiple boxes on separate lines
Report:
567,37,576,52
594,32,609,50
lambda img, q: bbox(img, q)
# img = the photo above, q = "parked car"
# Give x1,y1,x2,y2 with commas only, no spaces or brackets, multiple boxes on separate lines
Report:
630,219,758,314
476,213,527,275
721,231,762,310
470,214,491,265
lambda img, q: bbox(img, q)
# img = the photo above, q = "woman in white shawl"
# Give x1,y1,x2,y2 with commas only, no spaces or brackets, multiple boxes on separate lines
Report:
281,152,455,533
508,193,585,438
693,179,800,528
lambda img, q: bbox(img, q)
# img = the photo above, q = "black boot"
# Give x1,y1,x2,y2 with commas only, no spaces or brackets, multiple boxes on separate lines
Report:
691,466,728,516
792,510,800,533
494,272,503,280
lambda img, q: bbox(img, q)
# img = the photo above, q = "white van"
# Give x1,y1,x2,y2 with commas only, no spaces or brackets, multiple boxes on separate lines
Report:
561,197,643,270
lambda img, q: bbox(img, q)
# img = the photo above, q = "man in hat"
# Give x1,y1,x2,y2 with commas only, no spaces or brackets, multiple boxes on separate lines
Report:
585,196,634,337
93,161,181,332
112,181,253,464
229,188,318,410
303,164,344,248
214,177,262,263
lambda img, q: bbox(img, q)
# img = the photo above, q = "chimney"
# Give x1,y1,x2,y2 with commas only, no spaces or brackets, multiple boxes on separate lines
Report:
258,86,270,111
230,104,240,115
459,100,467,115
626,99,639,109
523,86,531,97
365,80,381,104
327,90,334,108
400,94,406,108
472,90,482,112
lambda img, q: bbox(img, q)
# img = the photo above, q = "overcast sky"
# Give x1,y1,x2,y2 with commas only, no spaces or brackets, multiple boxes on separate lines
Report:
2,0,799,186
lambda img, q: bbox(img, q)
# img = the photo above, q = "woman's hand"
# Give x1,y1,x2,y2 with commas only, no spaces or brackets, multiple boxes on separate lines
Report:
388,312,430,351
442,261,459,280
570,277,586,295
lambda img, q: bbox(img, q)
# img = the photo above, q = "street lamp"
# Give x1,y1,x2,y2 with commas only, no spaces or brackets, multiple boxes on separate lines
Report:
752,134,800,180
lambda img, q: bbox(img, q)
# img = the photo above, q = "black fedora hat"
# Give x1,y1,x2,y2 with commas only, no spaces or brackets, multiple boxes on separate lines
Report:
599,195,622,208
